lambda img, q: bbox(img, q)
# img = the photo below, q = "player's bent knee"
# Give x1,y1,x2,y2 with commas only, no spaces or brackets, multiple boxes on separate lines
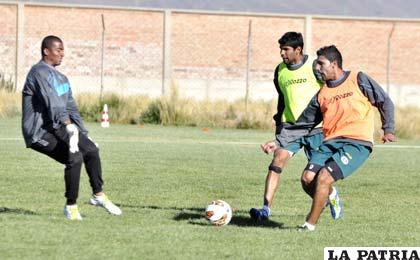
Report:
268,164,282,174
92,146,99,154
273,149,291,164
85,149,100,160
86,144,99,154
301,172,315,186
317,169,335,186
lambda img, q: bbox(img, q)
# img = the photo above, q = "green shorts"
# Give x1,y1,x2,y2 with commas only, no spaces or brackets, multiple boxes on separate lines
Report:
276,132,323,160
307,139,372,181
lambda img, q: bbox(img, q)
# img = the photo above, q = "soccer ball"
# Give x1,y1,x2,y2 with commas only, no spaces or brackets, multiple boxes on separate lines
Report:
205,200,232,226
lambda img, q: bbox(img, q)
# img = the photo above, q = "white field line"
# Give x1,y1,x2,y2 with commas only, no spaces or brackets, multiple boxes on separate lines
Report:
2,137,420,148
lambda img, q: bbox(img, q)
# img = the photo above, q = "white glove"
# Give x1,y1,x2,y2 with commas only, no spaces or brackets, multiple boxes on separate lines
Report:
66,124,79,153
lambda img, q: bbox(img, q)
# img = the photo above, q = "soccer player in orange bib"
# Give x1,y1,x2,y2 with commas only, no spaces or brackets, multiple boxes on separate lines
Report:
279,45,396,231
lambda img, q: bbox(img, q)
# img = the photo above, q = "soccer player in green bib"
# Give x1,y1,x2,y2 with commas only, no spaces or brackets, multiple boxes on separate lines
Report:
250,32,342,222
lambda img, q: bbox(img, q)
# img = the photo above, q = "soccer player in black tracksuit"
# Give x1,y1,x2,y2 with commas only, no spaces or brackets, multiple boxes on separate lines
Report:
22,35,122,220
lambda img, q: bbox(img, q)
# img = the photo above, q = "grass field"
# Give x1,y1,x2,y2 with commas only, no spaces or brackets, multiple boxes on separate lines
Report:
1,118,419,259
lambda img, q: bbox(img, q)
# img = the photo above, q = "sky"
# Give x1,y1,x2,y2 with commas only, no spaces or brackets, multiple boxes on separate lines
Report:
4,0,420,19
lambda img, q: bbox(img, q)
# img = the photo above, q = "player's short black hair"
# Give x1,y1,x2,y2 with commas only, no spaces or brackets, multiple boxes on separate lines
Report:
316,45,343,69
41,35,62,57
278,32,304,51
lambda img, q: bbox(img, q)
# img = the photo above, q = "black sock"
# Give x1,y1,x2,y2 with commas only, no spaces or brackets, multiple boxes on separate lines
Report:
66,199,77,205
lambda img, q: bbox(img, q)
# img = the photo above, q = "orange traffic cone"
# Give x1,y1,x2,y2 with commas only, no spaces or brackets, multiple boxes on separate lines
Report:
101,104,110,128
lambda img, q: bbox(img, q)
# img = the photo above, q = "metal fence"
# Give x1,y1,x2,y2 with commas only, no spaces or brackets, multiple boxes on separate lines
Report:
1,1,420,106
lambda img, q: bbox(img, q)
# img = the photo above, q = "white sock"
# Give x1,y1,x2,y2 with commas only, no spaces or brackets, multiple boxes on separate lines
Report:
303,221,316,231
263,205,271,216
94,194,106,201
329,186,337,198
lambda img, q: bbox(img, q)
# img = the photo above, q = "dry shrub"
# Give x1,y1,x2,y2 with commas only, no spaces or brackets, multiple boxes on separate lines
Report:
0,90,20,118
394,106,420,139
2,89,420,139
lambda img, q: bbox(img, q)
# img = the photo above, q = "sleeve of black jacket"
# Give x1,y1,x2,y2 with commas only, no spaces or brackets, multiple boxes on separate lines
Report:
357,72,395,134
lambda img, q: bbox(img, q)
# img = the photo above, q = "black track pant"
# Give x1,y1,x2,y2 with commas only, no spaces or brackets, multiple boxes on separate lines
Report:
30,126,103,203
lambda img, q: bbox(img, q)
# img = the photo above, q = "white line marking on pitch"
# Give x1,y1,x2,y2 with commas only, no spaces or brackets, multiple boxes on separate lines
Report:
2,137,420,149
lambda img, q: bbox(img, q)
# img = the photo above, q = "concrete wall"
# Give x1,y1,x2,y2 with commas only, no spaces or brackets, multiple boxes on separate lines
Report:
0,4,17,78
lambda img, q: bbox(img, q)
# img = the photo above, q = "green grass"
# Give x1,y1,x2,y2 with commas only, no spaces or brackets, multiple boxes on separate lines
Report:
1,118,419,259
